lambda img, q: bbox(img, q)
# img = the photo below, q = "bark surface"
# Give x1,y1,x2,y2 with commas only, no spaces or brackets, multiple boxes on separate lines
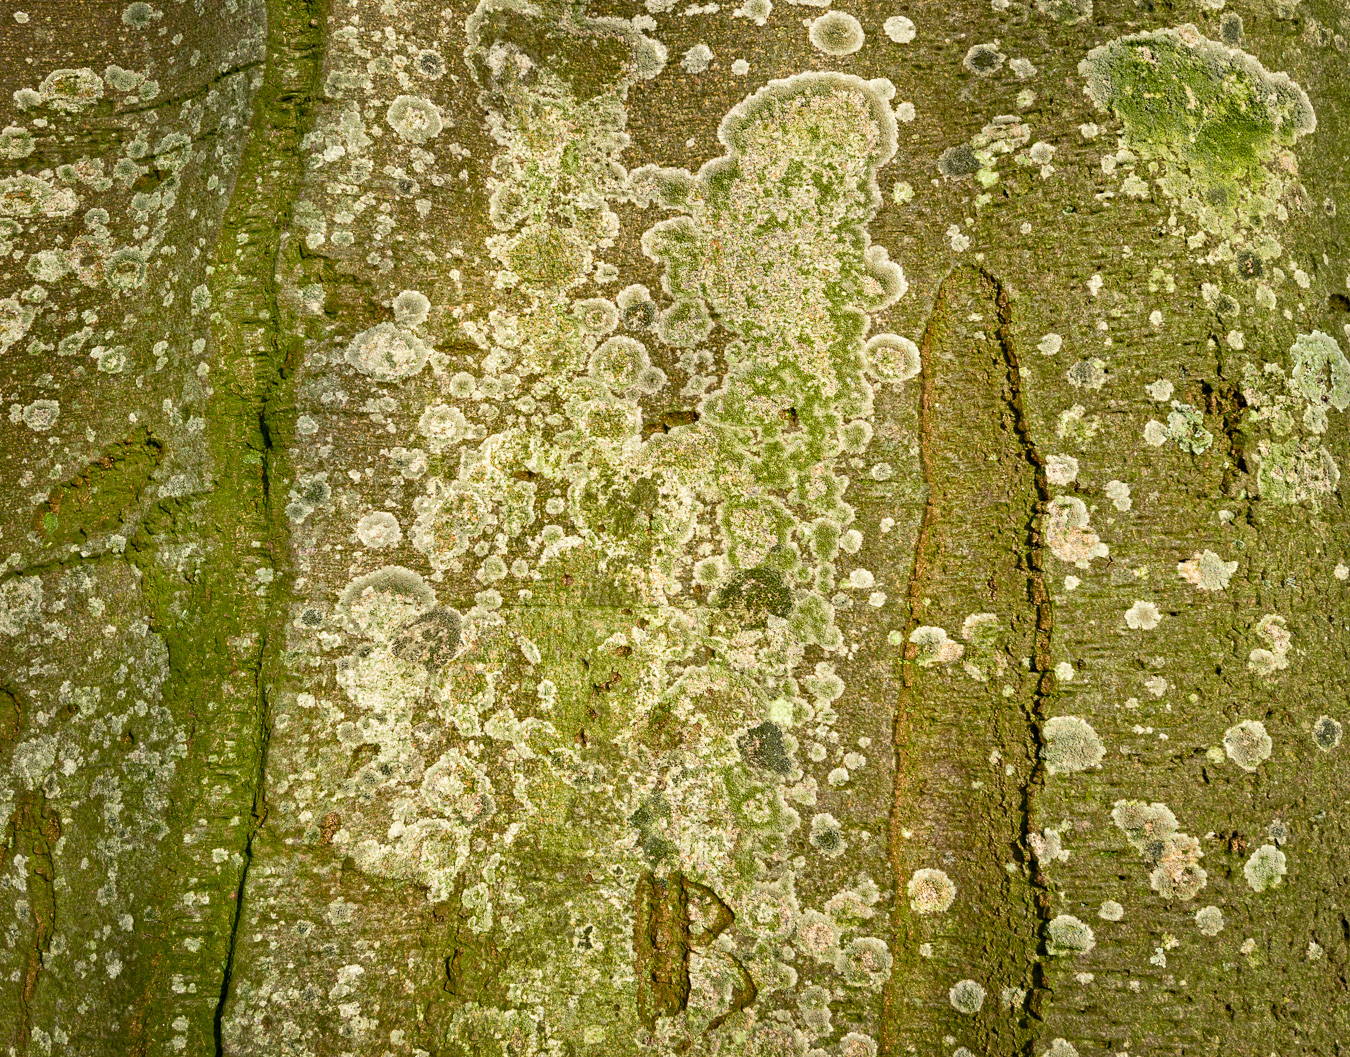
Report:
0,1,1347,1056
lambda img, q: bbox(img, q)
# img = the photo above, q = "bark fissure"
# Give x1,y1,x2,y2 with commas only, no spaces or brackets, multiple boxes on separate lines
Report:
4,792,60,1057
980,266,1057,1040
205,0,329,1049
882,268,950,1053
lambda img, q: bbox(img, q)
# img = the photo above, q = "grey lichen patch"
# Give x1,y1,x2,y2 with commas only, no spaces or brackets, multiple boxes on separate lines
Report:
385,94,443,144
1243,844,1287,892
1041,715,1104,774
343,322,433,381
963,43,1006,77
808,11,865,56
1046,914,1095,955
1079,24,1315,241
1112,799,1207,900
908,867,955,914
1223,719,1272,772
948,978,986,1014
1312,714,1342,751
1036,0,1091,24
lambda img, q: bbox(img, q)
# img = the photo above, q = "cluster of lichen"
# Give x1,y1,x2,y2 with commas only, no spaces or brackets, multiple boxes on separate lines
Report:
272,0,916,1045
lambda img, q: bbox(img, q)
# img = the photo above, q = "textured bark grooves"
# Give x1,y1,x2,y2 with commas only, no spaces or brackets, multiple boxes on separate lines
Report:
884,266,1053,1055
207,0,329,1045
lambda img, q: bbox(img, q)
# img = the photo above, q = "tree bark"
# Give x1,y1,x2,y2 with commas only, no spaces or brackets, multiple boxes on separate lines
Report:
1,1,1347,1055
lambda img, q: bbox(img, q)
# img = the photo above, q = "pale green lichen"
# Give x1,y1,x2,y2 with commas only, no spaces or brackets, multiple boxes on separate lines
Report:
1046,914,1095,955
1243,844,1287,892
1041,715,1104,774
1195,905,1224,935
1288,330,1350,434
1248,613,1291,676
1177,549,1237,591
1223,719,1272,771
808,12,865,56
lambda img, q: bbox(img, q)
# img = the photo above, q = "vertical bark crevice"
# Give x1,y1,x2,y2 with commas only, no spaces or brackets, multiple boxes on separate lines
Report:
883,265,1056,1055
203,0,329,1052
979,266,1057,1043
3,790,60,1057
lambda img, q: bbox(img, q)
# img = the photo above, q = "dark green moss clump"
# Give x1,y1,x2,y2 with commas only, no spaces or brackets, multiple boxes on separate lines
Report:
715,566,793,620
737,720,793,775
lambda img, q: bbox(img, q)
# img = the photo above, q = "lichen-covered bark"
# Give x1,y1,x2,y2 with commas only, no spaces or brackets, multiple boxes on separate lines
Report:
2,0,1348,1055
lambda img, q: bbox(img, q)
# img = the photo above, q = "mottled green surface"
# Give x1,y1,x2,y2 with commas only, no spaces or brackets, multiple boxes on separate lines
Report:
1,0,1348,1055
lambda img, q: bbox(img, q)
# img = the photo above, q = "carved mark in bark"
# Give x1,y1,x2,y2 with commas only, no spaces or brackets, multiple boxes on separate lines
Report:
634,872,751,1033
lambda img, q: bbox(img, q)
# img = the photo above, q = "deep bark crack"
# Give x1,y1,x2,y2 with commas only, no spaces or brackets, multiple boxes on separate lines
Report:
208,1,328,1052
979,266,1056,1041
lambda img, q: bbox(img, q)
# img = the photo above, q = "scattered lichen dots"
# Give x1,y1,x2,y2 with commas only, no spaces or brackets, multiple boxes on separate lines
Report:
1223,719,1272,772
1042,715,1104,774
883,14,915,43
1047,914,1095,955
1195,905,1224,935
1312,715,1342,751
1243,844,1287,892
809,11,866,56
948,978,986,1014
908,867,955,913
